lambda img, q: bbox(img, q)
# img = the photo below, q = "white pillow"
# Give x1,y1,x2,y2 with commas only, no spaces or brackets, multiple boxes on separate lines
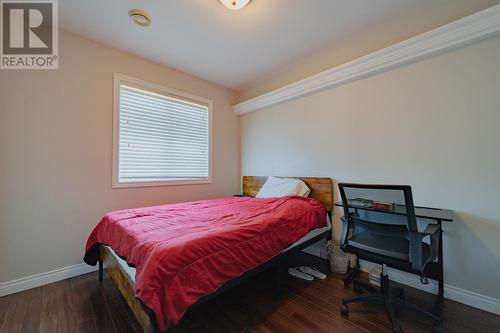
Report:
256,176,310,198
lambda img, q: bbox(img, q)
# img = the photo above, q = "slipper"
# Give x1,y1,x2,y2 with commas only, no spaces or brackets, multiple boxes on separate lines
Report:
298,266,326,280
288,267,314,281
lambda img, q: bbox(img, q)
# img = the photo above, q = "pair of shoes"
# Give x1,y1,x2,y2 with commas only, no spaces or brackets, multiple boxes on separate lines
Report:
288,266,327,281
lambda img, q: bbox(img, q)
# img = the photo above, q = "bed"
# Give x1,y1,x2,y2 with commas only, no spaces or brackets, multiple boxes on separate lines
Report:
84,176,333,333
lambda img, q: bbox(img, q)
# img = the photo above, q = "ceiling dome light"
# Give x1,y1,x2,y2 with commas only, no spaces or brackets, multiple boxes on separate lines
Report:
128,9,152,27
219,0,251,10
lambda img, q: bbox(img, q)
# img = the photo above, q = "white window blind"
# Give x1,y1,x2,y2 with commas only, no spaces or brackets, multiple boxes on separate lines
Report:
115,81,210,186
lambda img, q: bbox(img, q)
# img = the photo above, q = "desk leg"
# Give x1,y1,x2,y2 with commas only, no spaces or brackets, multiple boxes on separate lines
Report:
438,221,444,297
435,220,444,320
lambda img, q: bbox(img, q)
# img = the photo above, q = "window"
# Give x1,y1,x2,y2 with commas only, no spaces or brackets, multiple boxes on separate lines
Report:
113,74,212,188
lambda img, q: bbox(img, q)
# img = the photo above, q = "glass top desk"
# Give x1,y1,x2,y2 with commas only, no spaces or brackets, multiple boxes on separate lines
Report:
334,201,453,222
335,201,453,308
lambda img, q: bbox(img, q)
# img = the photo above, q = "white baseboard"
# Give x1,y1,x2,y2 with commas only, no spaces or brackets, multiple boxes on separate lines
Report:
1,260,499,317
359,260,500,316
0,263,98,297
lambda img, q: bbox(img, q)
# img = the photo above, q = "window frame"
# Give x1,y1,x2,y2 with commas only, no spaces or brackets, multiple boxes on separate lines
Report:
112,73,213,188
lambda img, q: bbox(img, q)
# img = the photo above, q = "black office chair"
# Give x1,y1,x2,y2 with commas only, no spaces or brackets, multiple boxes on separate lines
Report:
338,183,443,333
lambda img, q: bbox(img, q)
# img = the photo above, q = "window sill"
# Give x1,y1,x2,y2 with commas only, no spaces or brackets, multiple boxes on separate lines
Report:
112,178,212,189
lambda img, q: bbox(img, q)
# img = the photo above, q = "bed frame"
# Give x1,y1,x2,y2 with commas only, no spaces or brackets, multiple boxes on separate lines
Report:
98,176,333,333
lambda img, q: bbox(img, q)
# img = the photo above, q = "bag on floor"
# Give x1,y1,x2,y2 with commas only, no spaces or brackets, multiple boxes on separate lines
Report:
328,243,356,274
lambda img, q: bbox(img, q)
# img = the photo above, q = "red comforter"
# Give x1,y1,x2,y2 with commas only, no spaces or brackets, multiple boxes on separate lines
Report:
84,196,326,331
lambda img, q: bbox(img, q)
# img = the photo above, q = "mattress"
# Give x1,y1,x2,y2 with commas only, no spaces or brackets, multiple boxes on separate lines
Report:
105,215,331,284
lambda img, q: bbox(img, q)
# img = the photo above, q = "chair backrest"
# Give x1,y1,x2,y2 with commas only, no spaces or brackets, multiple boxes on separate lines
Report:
338,183,418,232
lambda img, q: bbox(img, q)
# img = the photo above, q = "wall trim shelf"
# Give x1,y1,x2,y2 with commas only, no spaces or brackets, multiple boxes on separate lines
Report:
233,4,500,115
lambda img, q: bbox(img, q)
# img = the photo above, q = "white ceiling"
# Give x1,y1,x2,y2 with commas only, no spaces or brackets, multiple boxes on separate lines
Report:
60,0,498,91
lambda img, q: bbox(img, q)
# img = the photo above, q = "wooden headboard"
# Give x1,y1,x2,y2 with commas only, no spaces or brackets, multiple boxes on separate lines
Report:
242,176,333,212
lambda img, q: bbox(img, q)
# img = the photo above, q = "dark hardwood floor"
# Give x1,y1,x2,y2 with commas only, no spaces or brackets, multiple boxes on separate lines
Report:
1,269,499,333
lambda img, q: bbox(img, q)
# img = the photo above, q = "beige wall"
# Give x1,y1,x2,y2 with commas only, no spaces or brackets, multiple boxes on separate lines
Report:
240,36,500,298
0,30,240,283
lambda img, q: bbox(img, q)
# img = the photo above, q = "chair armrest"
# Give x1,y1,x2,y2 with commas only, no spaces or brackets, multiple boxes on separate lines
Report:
423,224,440,265
422,224,439,235
409,224,441,272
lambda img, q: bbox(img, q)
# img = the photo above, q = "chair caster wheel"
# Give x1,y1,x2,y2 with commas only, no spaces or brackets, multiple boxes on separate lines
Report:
340,303,349,316
393,327,403,333
433,324,444,333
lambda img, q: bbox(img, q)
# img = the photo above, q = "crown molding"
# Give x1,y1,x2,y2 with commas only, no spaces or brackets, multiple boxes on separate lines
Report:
233,4,500,115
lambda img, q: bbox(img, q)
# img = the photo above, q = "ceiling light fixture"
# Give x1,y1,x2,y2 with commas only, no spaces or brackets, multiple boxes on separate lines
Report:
219,0,251,10
128,9,152,27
